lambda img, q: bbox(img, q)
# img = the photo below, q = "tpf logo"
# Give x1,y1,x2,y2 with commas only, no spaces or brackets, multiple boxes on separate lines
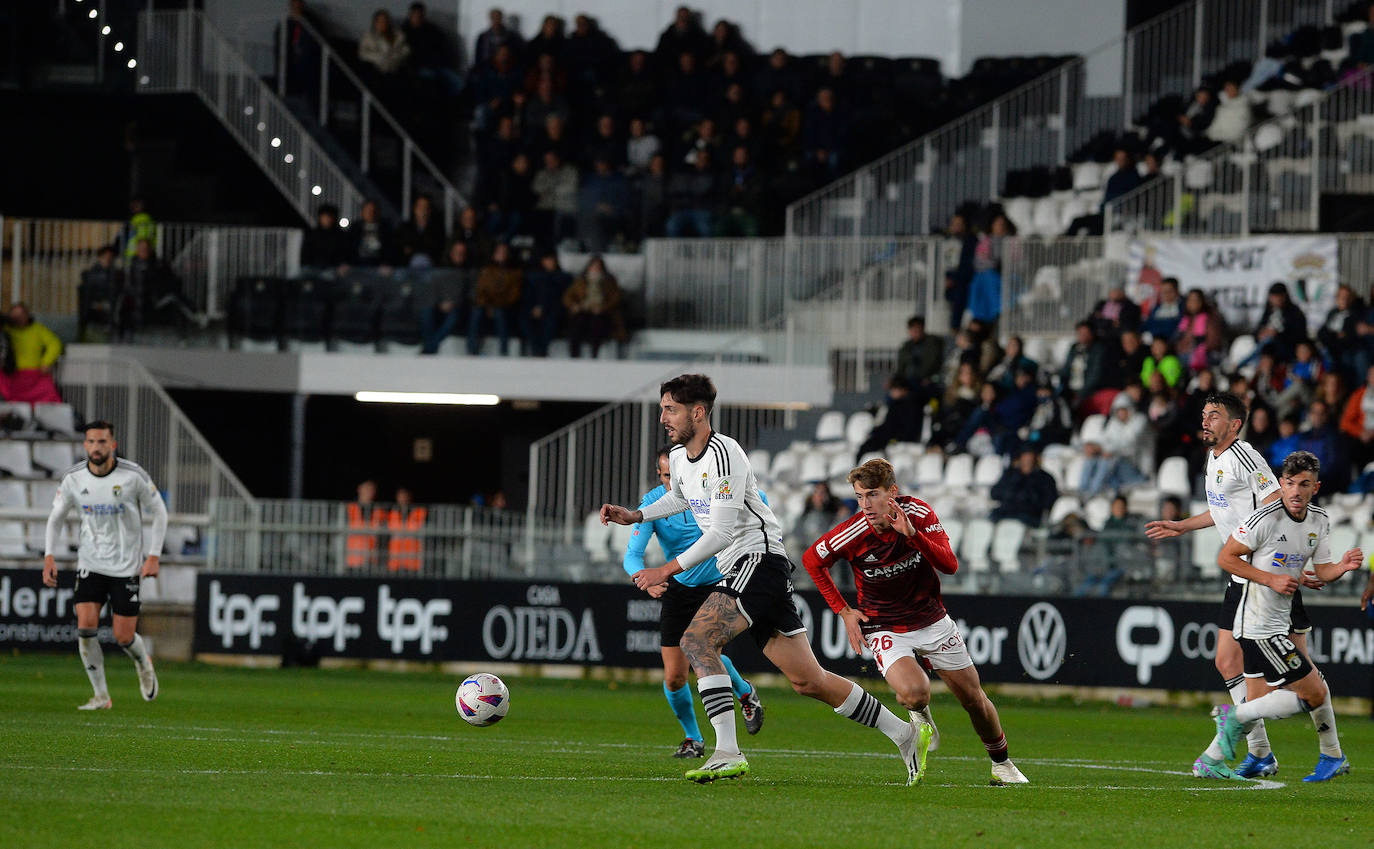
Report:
1116,605,1174,684
207,580,280,649
292,583,364,652
378,585,451,654
1017,602,1065,680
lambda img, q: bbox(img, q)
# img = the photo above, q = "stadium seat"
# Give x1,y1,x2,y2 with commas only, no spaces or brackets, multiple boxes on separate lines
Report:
991,519,1027,572
800,452,829,484
815,411,846,442
1226,335,1257,370
1048,495,1081,526
769,451,800,486
1157,457,1191,498
747,449,772,482
1050,337,1075,370
581,512,611,561
608,523,635,560
29,480,57,509
1192,523,1222,579
961,518,995,572
1063,455,1087,494
31,441,77,476
1084,496,1111,531
0,521,25,557
33,403,78,436
0,402,34,430
944,454,975,489
0,441,34,477
1076,414,1107,448
1328,525,1359,565
915,453,944,490
973,454,1003,488
1071,162,1103,190
1021,336,1052,365
826,453,853,483
1003,198,1034,235
0,480,27,508
941,517,965,553
1030,198,1061,236
845,411,874,447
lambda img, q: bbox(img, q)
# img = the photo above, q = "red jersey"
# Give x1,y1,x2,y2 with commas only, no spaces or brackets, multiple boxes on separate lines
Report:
801,495,957,634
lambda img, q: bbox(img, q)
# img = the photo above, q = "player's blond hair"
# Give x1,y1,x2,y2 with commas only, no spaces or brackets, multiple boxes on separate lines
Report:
847,458,896,490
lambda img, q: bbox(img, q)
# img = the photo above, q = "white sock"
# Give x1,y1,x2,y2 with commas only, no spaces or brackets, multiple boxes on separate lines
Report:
1228,676,1271,758
77,628,108,700
120,633,149,666
1309,683,1343,758
1234,689,1304,724
1203,737,1227,760
696,673,740,757
835,681,910,746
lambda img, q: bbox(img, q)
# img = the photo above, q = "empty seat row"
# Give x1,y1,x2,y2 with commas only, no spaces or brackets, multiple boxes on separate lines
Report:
0,441,79,479
0,402,80,436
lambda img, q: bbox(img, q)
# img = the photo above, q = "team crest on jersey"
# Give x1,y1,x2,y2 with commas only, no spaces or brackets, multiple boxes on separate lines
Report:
1308,533,1317,548
112,485,122,497
1215,468,1224,485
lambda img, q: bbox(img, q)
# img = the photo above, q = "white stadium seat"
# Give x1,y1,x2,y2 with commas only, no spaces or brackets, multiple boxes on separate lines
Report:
0,402,34,429
974,454,1004,488
915,454,944,489
608,523,636,560
31,441,77,476
941,518,965,554
1327,525,1359,564
826,453,854,483
845,411,874,447
0,521,25,557
1084,496,1111,531
33,403,78,436
1072,162,1103,190
961,518,995,572
1031,198,1061,236
769,451,800,486
1192,530,1222,579
800,452,829,484
1226,335,1257,370
815,411,845,442
582,512,611,561
943,454,974,489
0,441,34,477
1077,414,1107,448
1157,457,1191,498
991,519,1027,572
747,449,772,482
1048,495,1081,526
0,481,28,508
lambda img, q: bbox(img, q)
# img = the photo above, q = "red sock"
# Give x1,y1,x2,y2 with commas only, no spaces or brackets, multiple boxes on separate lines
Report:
983,733,1009,763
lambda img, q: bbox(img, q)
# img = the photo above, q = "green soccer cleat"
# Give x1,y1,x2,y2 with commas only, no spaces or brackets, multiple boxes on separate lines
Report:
898,719,935,786
1192,755,1249,781
1211,705,1246,762
685,755,749,783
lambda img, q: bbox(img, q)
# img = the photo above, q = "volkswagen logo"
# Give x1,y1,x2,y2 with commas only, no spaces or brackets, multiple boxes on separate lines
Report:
1017,602,1066,680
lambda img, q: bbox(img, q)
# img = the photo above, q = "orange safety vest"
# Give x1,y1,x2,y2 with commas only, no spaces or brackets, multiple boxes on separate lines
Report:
386,505,428,571
346,503,387,568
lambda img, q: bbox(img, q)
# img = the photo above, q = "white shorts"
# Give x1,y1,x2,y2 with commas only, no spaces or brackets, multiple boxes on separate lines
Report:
867,615,973,676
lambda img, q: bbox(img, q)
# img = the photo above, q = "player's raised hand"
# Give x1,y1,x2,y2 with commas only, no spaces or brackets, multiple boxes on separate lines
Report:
838,606,869,655
888,498,915,536
1144,519,1184,540
600,504,639,526
41,554,57,588
1340,547,1364,575
1265,572,1300,595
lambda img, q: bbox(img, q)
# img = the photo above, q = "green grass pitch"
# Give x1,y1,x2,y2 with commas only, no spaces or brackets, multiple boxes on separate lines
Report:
3,652,1372,848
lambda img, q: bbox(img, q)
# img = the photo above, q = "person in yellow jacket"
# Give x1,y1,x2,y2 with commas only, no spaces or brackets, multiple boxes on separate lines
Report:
2,303,63,404
120,197,157,260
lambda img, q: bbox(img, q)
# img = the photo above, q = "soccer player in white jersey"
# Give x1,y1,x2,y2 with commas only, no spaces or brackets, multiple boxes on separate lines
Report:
1197,450,1361,782
601,374,922,784
1145,390,1326,778
41,420,167,709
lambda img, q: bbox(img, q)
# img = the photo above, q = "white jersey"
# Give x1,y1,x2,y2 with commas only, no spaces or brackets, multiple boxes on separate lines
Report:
1230,501,1331,638
46,459,169,578
639,432,784,578
1204,439,1281,584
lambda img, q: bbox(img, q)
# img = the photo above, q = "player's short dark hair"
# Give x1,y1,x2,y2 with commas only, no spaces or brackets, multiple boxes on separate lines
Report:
1280,450,1320,479
847,458,896,490
656,447,671,461
84,420,115,437
907,315,924,329
660,374,715,416
1203,391,1248,428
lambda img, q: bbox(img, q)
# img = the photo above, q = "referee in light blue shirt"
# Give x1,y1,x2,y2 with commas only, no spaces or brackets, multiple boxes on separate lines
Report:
624,449,765,758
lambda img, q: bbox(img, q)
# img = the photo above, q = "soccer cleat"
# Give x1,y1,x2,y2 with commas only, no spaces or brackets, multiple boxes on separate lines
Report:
674,738,705,759
1211,705,1246,761
989,760,1029,785
896,720,933,786
911,705,939,752
136,656,158,702
1192,755,1248,781
685,754,749,783
77,695,112,711
1234,752,1278,778
1302,754,1350,783
740,687,765,736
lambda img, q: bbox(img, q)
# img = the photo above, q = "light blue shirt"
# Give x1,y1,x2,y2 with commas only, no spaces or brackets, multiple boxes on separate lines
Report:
623,485,768,587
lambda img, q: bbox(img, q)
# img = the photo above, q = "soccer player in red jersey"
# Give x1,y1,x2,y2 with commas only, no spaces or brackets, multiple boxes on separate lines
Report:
802,458,1028,785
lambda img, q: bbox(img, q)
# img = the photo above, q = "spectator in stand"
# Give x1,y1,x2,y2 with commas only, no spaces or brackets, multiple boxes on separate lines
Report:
1318,283,1362,377
358,10,410,78
1255,281,1307,359
403,3,463,96
802,87,848,179
532,113,573,162
1079,394,1148,497
519,249,568,357
965,319,1003,375
1206,79,1251,145
468,242,522,356
118,197,156,261
1023,383,1073,449
477,115,520,199
1176,86,1216,154
386,487,428,572
1177,287,1224,372
954,382,1005,454
1298,398,1349,491
935,362,983,449
397,194,447,267
664,51,710,130
991,448,1059,528
278,0,322,103
716,146,764,237
942,211,978,333
975,367,1039,455
531,150,579,247
488,153,537,244
1267,413,1303,469
665,148,720,237
0,304,62,404
725,116,760,162
617,51,659,123
351,200,398,268
562,255,624,359
127,239,201,336
586,114,624,169
638,153,671,239
1059,321,1109,413
474,7,523,69
1146,373,1184,460
1141,276,1183,340
346,479,385,569
1102,148,1143,209
578,157,631,251
854,376,925,461
1315,371,1347,424
968,213,1013,328
797,481,844,545
420,241,474,354
753,48,801,107
707,20,753,69
1244,403,1277,459
655,6,709,69
760,89,802,158
1341,364,1374,467
523,76,571,139
894,315,944,402
1141,336,1184,388
625,117,662,175
986,336,1037,390
525,14,564,66
78,246,123,341
563,14,618,95
1089,286,1142,339
1108,330,1146,389
1291,338,1325,386
451,205,494,266
680,117,723,169
715,81,752,132
469,43,521,132
300,203,354,273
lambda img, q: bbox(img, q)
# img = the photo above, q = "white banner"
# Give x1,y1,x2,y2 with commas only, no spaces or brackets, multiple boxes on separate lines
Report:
1126,236,1338,330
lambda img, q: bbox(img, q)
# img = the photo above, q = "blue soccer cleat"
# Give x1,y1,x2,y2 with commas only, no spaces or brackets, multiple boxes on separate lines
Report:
1234,752,1278,778
1302,754,1350,783
1211,705,1246,761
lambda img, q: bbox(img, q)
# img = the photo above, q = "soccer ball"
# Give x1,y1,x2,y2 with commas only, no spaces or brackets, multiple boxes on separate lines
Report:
456,673,510,726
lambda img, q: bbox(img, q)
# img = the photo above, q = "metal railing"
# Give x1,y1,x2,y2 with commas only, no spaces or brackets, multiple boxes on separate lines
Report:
271,13,465,230
1107,65,1374,236
55,355,254,516
2,217,297,319
997,237,1115,337
137,10,366,225
786,0,1335,237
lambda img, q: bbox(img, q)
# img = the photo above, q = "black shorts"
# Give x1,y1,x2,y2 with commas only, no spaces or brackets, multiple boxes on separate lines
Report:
660,581,718,647
73,571,142,617
713,552,806,648
1219,582,1310,634
1241,633,1314,687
